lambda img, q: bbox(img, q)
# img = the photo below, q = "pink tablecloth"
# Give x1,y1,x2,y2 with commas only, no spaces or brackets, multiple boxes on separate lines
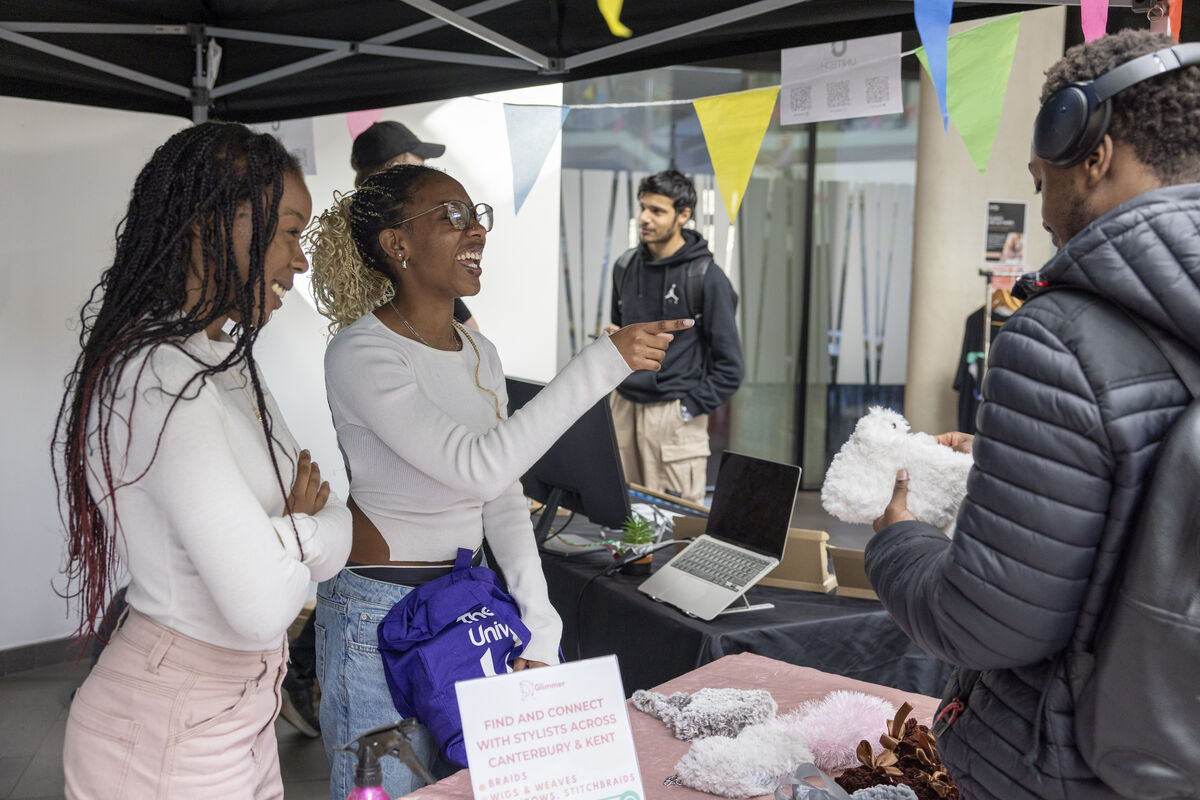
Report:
409,652,940,800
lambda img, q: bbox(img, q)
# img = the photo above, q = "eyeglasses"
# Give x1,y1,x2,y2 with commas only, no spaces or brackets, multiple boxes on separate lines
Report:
392,200,493,232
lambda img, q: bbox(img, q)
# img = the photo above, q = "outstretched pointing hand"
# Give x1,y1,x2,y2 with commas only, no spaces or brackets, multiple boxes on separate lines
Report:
610,318,695,371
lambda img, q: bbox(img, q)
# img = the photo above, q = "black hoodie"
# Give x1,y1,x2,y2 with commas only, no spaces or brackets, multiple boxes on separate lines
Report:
609,229,744,415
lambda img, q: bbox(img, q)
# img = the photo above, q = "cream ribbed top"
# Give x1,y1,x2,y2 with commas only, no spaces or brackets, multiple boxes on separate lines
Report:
86,330,352,651
324,314,631,664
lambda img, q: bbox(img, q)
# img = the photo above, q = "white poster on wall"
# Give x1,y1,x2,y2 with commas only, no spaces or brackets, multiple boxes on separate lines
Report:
780,33,903,125
248,118,317,174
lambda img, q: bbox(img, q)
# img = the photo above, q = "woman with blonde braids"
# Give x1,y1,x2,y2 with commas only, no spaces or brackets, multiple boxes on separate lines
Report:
306,164,691,799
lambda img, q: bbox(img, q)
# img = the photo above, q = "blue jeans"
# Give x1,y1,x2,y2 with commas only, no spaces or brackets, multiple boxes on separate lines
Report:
315,570,456,800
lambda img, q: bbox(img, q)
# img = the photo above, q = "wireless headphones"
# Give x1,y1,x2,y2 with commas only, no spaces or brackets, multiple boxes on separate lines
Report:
1033,41,1200,167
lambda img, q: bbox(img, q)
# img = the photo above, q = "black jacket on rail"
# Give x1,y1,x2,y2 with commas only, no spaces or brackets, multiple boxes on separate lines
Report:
866,182,1200,800
610,229,743,417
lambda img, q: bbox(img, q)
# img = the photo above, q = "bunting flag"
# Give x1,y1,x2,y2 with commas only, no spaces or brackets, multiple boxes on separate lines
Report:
916,14,1021,174
347,108,385,140
1081,0,1109,41
598,0,633,38
504,104,570,213
693,87,779,222
914,0,954,131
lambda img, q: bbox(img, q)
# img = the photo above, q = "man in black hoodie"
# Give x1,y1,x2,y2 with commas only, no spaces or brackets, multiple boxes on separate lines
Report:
604,170,743,504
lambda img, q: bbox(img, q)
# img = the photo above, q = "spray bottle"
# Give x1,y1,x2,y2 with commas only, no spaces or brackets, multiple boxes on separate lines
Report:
337,719,437,800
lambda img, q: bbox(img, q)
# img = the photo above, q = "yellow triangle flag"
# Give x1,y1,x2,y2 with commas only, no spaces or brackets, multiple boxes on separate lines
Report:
597,0,632,38
693,87,779,222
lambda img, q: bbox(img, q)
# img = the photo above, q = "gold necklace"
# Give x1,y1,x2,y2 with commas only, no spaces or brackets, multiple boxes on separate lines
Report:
238,373,264,424
454,321,502,421
388,299,461,351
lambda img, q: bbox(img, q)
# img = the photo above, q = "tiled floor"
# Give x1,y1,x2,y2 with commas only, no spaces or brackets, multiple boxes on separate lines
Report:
0,492,866,799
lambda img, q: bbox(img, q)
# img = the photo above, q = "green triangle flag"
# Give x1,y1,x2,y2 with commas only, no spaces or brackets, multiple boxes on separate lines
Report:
916,14,1021,173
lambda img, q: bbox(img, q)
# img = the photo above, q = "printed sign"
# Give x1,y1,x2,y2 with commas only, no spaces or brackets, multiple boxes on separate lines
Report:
781,33,903,125
984,201,1026,265
457,656,643,800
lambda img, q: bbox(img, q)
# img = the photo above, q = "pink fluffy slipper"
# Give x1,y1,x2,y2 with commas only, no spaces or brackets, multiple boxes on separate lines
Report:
788,690,897,774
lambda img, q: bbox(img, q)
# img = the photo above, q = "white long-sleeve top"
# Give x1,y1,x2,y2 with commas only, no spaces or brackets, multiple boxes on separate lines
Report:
324,314,631,664
85,330,352,651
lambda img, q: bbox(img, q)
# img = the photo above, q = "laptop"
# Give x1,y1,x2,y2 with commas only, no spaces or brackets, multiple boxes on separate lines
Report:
637,451,801,620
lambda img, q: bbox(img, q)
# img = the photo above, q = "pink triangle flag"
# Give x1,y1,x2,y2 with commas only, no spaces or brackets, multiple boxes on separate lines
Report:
1081,0,1109,42
347,108,385,141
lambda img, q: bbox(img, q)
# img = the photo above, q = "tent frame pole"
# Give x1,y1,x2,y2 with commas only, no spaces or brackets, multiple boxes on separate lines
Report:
563,0,812,70
0,0,534,112
397,0,555,70
0,24,190,98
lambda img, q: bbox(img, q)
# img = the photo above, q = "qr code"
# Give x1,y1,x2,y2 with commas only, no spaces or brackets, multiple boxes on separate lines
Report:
788,85,812,114
865,76,890,105
827,80,850,109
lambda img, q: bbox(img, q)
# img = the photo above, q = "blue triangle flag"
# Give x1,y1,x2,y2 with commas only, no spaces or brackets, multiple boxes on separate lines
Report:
915,0,954,131
504,104,570,214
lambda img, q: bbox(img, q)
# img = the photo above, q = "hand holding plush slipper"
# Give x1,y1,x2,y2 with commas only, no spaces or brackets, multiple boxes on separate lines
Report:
820,407,973,535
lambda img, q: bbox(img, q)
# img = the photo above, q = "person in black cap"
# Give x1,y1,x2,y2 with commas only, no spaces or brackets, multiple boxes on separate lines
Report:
278,120,468,740
350,120,478,332
350,120,446,187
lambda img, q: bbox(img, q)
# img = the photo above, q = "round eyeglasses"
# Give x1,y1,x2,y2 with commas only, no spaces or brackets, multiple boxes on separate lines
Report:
392,200,493,232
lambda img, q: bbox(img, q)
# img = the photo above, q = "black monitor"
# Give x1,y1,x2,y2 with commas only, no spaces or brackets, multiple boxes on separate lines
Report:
505,377,631,546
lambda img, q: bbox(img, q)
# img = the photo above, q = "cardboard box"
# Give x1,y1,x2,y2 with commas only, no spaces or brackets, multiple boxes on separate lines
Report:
760,528,837,593
672,518,837,594
827,546,879,600
673,515,707,554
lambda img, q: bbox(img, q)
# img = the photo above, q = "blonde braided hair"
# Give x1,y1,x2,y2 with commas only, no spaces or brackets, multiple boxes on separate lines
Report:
305,165,439,333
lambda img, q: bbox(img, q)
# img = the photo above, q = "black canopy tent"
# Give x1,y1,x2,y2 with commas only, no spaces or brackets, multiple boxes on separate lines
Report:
0,0,1061,124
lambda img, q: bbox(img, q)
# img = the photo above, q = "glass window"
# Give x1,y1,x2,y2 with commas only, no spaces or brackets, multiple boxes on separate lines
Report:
559,67,919,490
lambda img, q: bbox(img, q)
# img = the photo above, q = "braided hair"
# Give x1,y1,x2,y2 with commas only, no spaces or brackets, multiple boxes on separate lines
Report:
307,164,440,332
52,121,303,644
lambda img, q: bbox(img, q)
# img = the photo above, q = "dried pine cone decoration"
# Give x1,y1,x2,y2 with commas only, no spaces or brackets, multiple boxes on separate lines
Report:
834,703,960,800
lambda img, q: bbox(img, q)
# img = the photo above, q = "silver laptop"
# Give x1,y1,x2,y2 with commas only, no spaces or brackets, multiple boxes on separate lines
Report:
637,451,801,620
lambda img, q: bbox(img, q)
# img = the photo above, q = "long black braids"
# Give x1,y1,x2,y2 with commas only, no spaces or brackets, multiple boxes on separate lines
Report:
52,121,303,644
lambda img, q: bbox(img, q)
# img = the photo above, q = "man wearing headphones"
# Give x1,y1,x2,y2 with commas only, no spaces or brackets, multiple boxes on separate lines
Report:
868,30,1200,800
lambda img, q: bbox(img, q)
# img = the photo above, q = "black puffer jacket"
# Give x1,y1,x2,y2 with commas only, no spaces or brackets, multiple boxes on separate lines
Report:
866,183,1200,800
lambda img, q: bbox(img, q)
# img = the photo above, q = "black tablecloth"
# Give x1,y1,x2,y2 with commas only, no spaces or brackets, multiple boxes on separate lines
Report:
542,545,951,698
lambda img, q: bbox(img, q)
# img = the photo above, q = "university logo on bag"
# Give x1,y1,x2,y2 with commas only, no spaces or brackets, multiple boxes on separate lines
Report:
459,605,525,676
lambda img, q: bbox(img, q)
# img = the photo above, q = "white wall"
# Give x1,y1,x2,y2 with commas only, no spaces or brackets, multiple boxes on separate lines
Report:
0,83,563,650
0,100,186,649
905,7,1065,435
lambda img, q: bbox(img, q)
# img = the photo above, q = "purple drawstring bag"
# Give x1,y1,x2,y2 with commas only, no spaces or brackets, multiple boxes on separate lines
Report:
377,548,531,767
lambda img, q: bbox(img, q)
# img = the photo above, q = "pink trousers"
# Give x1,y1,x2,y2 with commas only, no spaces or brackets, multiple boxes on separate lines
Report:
63,607,288,800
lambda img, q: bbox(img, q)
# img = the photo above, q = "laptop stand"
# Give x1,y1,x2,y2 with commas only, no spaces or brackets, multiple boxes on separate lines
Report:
717,594,774,616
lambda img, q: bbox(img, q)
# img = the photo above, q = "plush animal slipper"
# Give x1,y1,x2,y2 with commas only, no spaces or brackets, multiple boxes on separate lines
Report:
821,407,972,534
631,687,777,741
665,691,900,798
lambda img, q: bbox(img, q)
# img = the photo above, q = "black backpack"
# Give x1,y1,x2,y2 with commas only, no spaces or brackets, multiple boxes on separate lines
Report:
612,247,737,323
1068,314,1200,799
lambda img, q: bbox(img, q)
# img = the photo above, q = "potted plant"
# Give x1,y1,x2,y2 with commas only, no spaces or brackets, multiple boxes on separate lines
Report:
616,514,656,575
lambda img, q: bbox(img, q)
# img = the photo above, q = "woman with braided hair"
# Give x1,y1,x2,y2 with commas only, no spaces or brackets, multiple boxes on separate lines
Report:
306,164,691,798
53,121,351,799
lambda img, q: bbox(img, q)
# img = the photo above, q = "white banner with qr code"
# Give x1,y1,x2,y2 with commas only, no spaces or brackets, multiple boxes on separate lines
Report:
780,33,902,125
